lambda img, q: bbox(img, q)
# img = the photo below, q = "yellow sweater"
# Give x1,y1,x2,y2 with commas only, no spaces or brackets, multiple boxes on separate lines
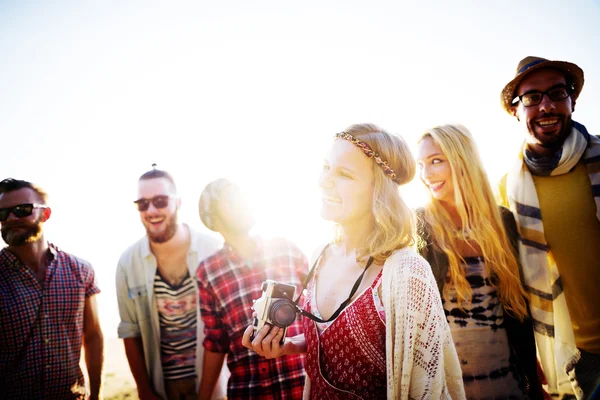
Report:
499,161,600,353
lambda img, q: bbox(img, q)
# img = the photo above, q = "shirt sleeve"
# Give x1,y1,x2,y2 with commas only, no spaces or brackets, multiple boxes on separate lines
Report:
83,262,101,298
197,262,230,353
116,262,141,338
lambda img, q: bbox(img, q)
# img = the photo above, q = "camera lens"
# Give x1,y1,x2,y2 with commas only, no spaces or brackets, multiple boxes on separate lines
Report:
269,299,297,328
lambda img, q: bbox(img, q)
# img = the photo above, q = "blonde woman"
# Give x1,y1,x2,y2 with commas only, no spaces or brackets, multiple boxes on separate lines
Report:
416,124,544,399
243,123,465,399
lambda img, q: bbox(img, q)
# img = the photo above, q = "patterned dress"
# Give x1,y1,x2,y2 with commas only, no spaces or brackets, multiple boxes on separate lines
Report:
443,256,525,399
303,268,386,399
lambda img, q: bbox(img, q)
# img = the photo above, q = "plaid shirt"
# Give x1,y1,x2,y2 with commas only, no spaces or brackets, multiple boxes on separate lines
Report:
0,244,100,399
196,237,307,400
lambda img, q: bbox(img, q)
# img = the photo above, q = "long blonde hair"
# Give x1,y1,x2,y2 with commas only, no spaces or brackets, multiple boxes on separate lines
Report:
334,123,416,264
418,124,528,320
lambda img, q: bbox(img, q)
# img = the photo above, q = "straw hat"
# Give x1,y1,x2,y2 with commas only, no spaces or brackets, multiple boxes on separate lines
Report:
500,56,584,113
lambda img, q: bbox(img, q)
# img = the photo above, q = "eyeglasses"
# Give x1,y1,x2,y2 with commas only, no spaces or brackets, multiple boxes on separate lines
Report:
133,195,175,212
0,203,48,222
513,85,572,107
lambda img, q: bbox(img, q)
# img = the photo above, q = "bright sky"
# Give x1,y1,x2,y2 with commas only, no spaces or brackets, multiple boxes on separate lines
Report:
1,0,599,338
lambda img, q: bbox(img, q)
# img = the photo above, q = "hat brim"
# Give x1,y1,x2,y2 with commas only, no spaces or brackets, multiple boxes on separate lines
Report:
501,60,584,113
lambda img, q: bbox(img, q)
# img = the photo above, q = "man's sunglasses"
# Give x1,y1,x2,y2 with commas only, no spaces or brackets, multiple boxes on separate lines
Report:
133,195,175,212
513,84,572,107
0,203,48,222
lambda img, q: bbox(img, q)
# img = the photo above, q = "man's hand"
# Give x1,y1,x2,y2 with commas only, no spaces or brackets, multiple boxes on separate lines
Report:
137,388,162,400
122,337,161,400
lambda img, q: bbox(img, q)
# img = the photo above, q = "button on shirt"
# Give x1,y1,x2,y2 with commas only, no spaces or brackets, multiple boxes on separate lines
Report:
0,244,100,399
196,237,307,400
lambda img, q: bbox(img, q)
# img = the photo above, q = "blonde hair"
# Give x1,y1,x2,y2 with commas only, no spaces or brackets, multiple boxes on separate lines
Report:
418,124,528,320
334,123,416,264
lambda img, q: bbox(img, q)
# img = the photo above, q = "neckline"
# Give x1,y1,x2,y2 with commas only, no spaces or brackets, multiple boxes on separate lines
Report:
311,263,383,332
155,268,191,290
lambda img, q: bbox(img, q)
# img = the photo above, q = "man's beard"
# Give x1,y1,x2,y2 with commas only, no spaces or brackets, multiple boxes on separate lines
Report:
146,213,178,244
1,221,43,246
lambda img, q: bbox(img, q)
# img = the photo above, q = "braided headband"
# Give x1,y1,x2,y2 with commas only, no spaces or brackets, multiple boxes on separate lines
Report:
335,132,400,185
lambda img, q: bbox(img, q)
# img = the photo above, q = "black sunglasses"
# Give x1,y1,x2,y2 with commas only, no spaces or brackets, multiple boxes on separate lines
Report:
133,195,175,212
513,84,572,107
0,203,48,222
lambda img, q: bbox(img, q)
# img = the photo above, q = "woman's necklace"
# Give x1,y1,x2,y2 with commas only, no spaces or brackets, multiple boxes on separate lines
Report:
452,226,473,241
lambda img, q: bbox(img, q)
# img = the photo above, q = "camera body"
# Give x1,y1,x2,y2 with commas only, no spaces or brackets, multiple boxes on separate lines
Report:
251,280,298,343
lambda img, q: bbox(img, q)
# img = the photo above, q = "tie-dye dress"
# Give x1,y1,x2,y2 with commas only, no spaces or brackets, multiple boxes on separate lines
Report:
443,256,526,399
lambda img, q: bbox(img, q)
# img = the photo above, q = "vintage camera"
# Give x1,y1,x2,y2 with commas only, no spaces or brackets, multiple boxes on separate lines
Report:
251,280,298,343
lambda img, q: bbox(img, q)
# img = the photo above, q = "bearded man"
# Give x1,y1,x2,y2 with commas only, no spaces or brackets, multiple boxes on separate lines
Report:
498,56,600,398
116,166,228,400
0,178,104,399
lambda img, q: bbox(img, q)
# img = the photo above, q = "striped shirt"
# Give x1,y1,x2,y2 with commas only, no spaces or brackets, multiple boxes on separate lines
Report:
155,269,197,380
0,244,100,399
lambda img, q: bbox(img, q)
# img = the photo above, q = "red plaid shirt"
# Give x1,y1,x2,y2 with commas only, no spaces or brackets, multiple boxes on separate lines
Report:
196,237,307,400
0,244,100,399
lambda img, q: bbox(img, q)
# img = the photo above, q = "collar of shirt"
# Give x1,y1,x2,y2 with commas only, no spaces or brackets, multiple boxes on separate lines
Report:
1,242,58,270
222,237,265,269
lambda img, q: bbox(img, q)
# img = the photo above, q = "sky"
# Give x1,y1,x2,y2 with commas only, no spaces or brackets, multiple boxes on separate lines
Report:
1,0,599,338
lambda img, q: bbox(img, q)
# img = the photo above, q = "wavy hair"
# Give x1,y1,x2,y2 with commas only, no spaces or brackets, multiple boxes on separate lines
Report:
418,124,528,320
334,123,416,264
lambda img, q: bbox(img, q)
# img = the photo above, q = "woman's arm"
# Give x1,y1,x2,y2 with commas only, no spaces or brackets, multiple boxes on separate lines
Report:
383,249,465,399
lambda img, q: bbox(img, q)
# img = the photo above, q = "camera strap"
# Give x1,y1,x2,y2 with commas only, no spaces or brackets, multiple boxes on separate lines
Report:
293,244,375,324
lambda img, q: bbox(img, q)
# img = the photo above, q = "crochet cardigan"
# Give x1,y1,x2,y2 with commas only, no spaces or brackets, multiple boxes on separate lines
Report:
303,246,465,399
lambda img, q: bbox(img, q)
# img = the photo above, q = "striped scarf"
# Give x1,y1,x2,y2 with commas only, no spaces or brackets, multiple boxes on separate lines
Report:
504,121,600,398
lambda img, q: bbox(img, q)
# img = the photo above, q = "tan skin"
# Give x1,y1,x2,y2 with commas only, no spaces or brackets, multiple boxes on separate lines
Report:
510,68,575,157
0,188,52,283
442,207,482,257
0,188,104,400
242,139,383,359
152,231,191,286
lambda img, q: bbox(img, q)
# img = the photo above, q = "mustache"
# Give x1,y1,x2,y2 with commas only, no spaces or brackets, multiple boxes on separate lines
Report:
538,112,561,119
1,222,32,230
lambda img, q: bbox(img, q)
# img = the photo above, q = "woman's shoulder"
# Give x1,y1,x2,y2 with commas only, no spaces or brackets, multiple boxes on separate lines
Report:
385,247,434,280
498,205,513,218
309,242,330,264
381,247,442,312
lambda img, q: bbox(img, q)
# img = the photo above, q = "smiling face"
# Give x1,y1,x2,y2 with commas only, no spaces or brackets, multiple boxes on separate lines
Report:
417,136,455,206
137,177,179,243
319,139,375,227
512,68,575,156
